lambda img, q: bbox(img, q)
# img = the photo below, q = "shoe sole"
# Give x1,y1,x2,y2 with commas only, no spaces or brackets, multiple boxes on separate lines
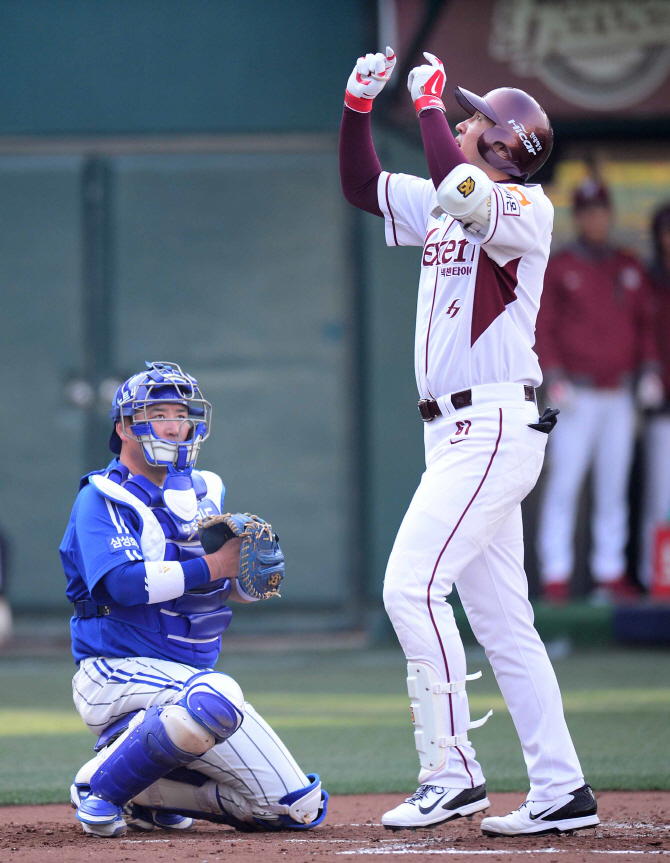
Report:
81,820,128,838
482,814,600,837
384,797,490,831
127,814,194,832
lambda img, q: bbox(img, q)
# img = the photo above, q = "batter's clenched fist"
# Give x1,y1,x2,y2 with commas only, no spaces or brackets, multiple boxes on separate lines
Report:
345,47,396,113
408,52,446,114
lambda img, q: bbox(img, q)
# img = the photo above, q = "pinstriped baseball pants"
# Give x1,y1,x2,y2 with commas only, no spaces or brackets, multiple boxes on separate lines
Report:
73,656,310,812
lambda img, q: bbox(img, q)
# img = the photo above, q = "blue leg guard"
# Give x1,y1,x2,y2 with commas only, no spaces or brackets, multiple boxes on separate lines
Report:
81,672,244,816
88,705,198,806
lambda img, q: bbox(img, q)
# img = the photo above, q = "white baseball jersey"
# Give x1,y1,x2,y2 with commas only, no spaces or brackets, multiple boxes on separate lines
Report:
377,171,554,399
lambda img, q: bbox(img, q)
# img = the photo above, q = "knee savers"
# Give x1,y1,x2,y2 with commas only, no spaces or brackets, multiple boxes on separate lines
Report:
407,661,491,773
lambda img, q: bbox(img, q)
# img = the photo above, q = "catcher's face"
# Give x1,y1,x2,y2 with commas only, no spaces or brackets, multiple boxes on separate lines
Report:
117,402,192,447
138,402,192,442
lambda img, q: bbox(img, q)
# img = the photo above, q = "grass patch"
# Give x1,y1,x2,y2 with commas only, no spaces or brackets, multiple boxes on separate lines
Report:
0,648,668,803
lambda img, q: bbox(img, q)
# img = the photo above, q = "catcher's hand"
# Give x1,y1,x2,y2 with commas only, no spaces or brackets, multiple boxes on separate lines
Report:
408,52,446,114
199,513,284,600
345,47,396,113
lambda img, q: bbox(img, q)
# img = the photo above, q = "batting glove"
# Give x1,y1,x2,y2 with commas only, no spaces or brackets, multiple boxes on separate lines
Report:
344,47,396,113
408,52,446,114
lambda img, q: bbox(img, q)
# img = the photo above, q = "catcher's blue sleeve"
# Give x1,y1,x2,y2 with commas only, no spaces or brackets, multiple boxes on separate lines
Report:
62,484,210,606
97,557,210,606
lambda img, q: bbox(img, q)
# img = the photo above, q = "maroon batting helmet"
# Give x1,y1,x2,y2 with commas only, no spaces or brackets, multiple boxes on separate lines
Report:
454,86,553,181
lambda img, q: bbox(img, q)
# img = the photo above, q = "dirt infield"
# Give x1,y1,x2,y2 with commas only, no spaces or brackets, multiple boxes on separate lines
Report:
0,792,667,861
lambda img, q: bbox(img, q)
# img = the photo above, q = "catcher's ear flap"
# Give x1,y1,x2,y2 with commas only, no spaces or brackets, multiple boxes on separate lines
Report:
199,521,237,554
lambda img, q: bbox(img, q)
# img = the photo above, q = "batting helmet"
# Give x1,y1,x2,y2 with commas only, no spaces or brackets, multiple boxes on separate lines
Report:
454,87,553,181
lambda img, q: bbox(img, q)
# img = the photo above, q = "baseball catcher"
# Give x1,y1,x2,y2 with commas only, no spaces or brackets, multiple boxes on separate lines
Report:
61,361,328,837
340,50,598,836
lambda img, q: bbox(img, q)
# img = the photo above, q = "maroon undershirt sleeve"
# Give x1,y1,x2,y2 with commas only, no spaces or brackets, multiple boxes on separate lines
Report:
339,106,383,217
418,108,468,190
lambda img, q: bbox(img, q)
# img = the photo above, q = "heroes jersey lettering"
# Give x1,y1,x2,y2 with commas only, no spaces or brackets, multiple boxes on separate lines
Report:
378,171,554,398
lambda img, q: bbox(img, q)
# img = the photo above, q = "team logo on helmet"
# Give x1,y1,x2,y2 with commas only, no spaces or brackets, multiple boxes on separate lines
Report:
507,119,543,155
457,177,476,198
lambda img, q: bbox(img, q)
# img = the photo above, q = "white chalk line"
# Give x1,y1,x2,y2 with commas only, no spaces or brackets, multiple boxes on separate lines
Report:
336,849,670,857
120,839,172,843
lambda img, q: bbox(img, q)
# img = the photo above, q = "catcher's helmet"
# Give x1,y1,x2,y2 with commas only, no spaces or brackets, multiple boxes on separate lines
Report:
454,86,553,182
109,361,211,469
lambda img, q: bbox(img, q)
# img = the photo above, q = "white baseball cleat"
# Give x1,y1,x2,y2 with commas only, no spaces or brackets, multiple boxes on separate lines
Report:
480,783,599,836
382,783,489,831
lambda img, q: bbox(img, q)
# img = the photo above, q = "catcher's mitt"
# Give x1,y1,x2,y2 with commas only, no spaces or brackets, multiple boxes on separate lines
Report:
198,513,283,600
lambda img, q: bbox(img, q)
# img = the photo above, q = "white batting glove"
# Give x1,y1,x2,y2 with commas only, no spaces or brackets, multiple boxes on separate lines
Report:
408,52,446,115
344,47,396,113
636,370,665,410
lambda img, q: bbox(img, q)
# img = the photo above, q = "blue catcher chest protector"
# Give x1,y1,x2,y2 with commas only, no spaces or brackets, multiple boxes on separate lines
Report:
60,360,232,668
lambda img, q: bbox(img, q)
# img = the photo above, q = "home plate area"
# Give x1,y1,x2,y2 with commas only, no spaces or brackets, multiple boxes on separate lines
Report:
1,792,668,862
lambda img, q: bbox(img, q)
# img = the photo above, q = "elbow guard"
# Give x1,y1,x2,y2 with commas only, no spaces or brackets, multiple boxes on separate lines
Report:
436,164,493,238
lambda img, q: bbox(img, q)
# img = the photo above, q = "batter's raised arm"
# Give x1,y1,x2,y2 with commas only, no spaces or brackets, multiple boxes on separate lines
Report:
339,48,396,216
408,53,468,188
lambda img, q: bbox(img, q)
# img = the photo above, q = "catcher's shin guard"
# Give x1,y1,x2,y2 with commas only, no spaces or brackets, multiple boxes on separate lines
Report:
85,705,206,808
85,674,244,809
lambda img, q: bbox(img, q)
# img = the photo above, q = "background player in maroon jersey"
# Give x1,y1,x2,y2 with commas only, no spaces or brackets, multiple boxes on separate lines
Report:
536,178,663,603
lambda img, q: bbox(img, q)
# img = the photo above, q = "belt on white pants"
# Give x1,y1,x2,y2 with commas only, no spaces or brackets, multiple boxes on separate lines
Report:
418,383,536,422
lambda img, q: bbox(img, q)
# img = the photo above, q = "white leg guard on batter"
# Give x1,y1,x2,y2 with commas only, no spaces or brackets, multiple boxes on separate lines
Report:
407,662,492,773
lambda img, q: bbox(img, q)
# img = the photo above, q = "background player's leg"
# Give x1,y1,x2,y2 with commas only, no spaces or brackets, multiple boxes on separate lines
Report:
639,414,670,588
537,388,599,588
457,505,584,801
590,389,636,584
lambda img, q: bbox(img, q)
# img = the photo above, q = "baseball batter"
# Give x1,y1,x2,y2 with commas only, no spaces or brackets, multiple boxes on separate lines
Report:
60,361,327,837
340,49,598,835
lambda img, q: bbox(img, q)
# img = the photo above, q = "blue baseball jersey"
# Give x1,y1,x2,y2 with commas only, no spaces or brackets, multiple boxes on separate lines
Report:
60,459,232,668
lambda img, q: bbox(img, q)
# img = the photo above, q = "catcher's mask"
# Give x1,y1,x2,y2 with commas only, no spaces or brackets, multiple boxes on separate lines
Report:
109,361,212,469
454,86,553,182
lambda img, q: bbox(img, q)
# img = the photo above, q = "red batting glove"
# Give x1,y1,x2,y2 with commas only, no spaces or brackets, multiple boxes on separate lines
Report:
407,52,446,114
